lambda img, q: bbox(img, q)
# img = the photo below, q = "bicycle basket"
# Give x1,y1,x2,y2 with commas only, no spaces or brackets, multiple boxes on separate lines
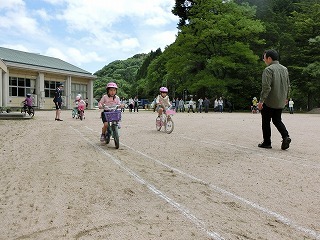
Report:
104,110,122,121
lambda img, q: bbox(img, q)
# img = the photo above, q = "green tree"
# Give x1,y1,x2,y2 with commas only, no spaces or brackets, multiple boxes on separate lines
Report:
93,54,147,100
136,48,162,80
172,0,195,28
289,1,320,110
160,0,265,108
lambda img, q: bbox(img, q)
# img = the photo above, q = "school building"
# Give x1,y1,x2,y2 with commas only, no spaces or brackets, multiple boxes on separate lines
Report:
0,47,96,110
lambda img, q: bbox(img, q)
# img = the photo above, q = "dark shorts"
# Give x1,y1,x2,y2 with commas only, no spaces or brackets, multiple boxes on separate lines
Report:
101,111,108,123
55,102,62,110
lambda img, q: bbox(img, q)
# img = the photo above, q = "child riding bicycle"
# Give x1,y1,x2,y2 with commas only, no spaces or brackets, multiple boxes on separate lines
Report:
156,87,172,117
22,93,33,111
72,94,85,118
251,96,259,113
98,82,123,142
77,95,86,118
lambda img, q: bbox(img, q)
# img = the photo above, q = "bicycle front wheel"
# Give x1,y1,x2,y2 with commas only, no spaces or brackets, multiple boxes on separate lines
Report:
165,119,174,134
79,111,83,120
28,107,34,118
112,124,120,149
105,127,111,144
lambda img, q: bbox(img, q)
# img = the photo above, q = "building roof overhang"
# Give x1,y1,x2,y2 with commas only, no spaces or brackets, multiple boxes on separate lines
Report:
5,60,97,79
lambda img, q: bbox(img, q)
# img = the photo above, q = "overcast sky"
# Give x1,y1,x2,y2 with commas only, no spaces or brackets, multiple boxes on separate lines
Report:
0,0,179,74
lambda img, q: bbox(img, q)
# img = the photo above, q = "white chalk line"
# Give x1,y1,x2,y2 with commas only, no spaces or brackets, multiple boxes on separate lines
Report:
121,144,320,240
181,135,320,169
80,126,320,239
71,126,224,240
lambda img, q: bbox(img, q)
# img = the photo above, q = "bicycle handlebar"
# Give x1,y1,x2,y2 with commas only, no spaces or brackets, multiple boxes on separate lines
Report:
102,104,120,111
157,104,172,110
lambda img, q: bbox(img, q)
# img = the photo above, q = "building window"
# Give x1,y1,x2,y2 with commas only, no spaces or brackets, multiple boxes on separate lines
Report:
71,83,87,99
9,77,35,97
44,81,63,98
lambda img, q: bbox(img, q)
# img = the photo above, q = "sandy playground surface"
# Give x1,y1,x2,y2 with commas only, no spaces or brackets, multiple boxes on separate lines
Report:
0,109,319,240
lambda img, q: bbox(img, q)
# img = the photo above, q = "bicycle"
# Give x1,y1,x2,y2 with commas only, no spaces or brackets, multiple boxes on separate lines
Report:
156,108,175,134
72,103,85,120
78,103,85,120
72,107,79,119
20,103,34,118
103,106,121,149
251,105,259,114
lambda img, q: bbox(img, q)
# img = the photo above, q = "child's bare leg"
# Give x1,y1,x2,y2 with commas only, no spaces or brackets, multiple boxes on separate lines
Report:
158,108,163,116
102,122,108,134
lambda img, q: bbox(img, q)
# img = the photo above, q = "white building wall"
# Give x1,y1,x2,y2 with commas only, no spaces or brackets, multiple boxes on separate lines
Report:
0,64,95,110
65,76,72,109
2,70,9,107
36,73,45,109
0,59,7,107
0,69,2,107
87,79,94,109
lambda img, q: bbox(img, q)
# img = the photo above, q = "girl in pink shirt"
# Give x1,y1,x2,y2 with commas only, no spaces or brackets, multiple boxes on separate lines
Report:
98,82,121,142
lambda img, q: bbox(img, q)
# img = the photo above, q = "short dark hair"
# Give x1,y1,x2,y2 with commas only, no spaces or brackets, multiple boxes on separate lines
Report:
264,49,279,61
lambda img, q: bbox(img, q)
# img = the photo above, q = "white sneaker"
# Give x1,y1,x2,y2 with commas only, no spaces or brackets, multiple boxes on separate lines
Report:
100,134,105,142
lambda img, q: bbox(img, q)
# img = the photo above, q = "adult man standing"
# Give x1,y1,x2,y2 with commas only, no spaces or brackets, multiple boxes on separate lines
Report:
258,49,291,150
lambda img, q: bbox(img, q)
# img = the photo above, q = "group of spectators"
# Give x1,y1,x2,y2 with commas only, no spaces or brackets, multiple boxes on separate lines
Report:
171,97,232,113
120,96,139,112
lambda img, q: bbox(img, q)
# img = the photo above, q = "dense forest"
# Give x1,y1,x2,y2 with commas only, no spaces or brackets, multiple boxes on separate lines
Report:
94,0,320,111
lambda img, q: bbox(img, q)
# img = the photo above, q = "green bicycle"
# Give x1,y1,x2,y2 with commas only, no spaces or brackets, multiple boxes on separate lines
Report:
103,107,121,149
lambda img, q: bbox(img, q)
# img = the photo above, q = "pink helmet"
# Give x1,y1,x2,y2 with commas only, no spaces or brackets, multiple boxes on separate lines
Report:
106,82,118,89
159,87,168,93
75,95,81,100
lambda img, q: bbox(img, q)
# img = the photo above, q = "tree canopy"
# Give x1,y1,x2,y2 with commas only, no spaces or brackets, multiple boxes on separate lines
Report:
93,0,320,111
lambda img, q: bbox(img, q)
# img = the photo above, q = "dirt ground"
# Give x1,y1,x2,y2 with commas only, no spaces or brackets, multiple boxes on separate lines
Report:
0,109,319,240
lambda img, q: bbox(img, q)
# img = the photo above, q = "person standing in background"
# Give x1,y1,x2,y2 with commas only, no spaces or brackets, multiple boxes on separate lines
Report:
128,97,134,112
288,98,294,114
53,83,63,121
214,98,219,112
218,97,224,113
258,49,291,150
197,97,203,113
187,98,195,113
203,97,210,113
133,96,139,112
179,98,184,112
175,98,179,112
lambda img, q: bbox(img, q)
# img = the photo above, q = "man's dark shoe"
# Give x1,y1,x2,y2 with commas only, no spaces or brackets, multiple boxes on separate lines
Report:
281,137,291,150
258,142,272,149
